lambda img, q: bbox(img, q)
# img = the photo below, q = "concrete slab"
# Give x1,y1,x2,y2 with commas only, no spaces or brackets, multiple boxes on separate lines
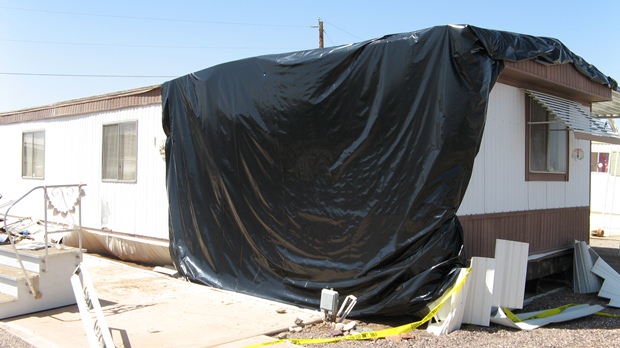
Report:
0,254,322,347
216,335,302,347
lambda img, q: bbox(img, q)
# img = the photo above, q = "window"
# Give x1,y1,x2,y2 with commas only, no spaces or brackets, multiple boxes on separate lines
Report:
592,151,620,175
591,152,609,173
22,130,45,179
526,95,568,181
102,121,137,182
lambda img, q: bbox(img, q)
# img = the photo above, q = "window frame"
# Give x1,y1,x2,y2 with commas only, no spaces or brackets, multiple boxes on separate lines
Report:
22,130,45,180
591,152,609,173
525,95,569,182
101,120,138,183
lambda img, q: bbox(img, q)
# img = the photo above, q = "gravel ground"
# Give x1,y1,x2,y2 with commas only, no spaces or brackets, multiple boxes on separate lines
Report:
0,330,34,348
273,236,620,347
1,237,619,347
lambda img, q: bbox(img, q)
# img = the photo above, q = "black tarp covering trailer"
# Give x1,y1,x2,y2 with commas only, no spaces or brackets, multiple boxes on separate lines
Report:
162,25,616,317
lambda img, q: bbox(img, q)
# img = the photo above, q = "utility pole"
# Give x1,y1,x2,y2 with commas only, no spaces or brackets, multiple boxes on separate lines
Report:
318,18,324,48
312,18,324,48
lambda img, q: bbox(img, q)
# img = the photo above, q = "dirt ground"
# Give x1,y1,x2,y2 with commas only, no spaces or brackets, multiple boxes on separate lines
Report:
270,236,620,347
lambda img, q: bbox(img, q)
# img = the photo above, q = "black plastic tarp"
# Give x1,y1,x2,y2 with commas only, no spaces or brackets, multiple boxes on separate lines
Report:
162,25,616,317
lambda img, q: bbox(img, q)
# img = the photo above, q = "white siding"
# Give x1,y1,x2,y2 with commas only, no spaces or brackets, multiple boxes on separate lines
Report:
591,143,620,235
566,137,591,205
0,105,168,240
458,83,591,216
591,143,620,215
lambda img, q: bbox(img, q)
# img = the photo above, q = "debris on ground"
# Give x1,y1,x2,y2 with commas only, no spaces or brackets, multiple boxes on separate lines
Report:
262,237,620,348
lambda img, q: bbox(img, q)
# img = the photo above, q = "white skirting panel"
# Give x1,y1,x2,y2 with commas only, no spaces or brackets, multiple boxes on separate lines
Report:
492,239,529,309
63,227,172,267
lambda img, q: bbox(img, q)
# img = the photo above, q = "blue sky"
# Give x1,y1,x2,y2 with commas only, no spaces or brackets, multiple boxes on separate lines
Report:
1,1,618,112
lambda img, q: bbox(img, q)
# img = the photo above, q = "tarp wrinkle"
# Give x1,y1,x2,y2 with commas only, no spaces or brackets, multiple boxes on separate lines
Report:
162,25,614,316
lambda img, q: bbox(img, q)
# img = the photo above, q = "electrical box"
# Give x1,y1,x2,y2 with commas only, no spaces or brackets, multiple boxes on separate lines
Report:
320,289,339,321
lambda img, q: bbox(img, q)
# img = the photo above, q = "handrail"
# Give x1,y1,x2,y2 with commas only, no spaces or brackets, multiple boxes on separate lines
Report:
2,184,86,300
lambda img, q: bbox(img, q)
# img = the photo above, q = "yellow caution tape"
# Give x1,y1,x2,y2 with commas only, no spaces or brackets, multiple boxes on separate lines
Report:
519,303,578,321
500,307,523,323
595,311,620,318
502,303,578,323
245,268,471,348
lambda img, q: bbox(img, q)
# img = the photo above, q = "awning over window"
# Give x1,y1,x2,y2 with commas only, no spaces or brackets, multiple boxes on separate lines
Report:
526,90,620,145
593,90,620,118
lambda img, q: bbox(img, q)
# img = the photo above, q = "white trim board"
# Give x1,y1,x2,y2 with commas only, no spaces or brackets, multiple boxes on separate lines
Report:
462,257,495,326
492,239,529,309
573,241,602,293
427,268,471,335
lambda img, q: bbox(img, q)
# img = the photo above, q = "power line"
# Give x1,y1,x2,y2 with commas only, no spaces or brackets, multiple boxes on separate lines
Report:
0,6,309,28
0,72,175,78
323,20,363,40
0,38,303,51
323,30,336,47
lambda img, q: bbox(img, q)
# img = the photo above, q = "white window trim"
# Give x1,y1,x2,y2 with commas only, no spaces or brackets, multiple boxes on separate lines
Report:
102,120,138,183
22,129,45,180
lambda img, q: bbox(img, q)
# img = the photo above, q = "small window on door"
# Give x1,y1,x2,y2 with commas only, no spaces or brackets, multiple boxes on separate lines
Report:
591,152,609,173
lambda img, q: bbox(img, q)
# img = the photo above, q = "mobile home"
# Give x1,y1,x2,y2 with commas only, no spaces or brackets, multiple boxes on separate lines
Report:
0,85,170,265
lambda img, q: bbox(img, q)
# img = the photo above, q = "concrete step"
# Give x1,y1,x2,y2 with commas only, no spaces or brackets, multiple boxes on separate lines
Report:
0,292,18,305
0,244,81,320
0,264,39,298
0,244,81,273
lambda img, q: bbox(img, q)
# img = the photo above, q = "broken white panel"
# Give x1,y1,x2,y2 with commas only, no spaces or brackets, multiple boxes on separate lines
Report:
427,268,471,335
572,241,586,293
71,264,115,348
591,257,620,305
462,257,495,326
598,279,619,299
491,304,604,330
587,246,601,265
608,298,620,309
490,307,535,331
591,258,620,284
492,239,529,309
573,241,602,294
591,255,620,308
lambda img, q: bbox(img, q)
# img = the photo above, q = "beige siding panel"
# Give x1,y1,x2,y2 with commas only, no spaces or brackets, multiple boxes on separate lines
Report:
590,172,609,213
458,133,485,215
482,84,527,213
0,105,168,241
0,122,43,218
459,83,592,216
97,105,168,240
567,138,591,207
546,182,566,208
590,143,620,221
526,181,547,210
459,83,527,215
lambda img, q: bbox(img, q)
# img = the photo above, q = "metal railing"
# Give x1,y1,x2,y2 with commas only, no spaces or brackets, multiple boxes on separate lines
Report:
2,184,85,299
